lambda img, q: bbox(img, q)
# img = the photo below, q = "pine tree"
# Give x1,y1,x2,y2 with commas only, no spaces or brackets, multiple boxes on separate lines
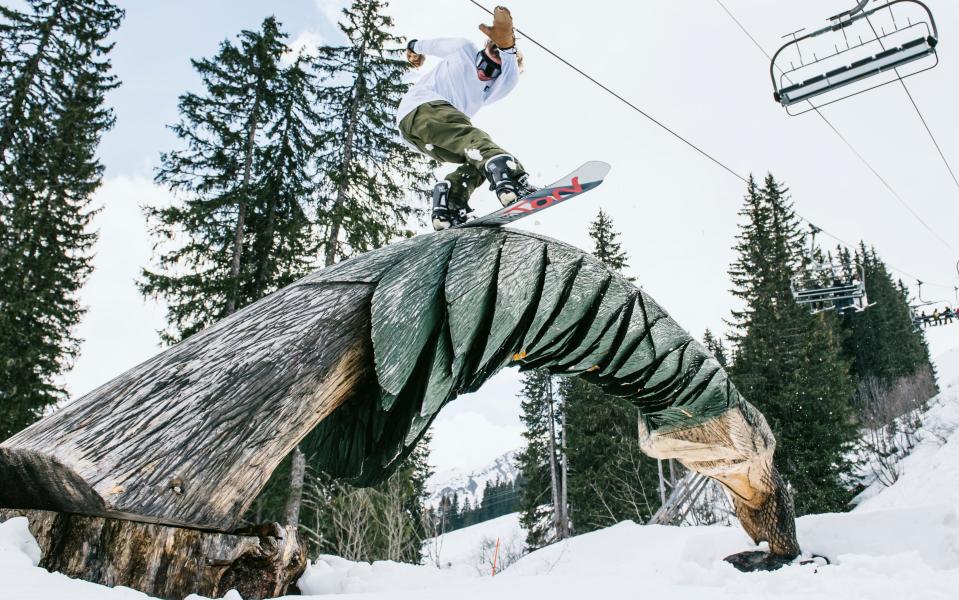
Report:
702,329,730,369
841,245,937,386
516,368,566,550
0,0,123,439
588,209,630,273
313,0,434,266
561,210,660,533
140,17,319,342
727,174,858,515
562,378,660,531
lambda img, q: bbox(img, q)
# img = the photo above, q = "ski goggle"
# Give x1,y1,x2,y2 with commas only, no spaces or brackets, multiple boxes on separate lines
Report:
475,48,502,80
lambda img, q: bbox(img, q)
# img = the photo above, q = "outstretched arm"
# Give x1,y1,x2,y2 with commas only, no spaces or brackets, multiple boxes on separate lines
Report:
409,38,472,58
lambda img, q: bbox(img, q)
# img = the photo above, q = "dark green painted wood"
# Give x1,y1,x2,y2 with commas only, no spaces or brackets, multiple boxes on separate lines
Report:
478,235,546,371
371,233,457,399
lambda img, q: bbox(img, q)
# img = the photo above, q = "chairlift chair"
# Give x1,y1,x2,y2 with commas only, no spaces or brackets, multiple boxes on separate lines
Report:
771,0,939,115
791,225,871,314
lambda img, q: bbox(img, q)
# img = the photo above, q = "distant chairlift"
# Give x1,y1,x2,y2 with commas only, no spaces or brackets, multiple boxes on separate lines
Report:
791,225,871,315
771,0,939,115
909,281,956,329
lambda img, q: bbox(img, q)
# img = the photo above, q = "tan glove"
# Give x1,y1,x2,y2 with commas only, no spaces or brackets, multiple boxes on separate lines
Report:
479,6,515,49
406,48,425,68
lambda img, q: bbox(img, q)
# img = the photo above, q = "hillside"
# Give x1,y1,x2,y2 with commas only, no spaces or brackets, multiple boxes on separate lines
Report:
3,354,959,599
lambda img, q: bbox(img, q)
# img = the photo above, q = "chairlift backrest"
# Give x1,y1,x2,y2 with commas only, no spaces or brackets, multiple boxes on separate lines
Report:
771,0,939,115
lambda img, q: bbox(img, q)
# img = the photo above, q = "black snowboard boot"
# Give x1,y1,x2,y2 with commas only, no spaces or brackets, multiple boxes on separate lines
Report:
431,180,469,230
484,154,536,207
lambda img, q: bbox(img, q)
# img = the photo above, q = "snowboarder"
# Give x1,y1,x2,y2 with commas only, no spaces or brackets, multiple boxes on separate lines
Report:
397,5,536,230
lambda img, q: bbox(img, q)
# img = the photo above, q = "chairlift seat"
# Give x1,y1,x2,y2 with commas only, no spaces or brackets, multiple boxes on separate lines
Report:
770,0,939,114
776,35,937,106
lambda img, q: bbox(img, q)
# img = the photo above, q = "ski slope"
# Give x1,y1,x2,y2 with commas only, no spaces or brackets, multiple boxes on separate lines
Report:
4,362,959,599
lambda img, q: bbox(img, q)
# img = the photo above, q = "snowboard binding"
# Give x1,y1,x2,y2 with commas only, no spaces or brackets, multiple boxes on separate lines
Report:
484,154,537,207
431,180,470,230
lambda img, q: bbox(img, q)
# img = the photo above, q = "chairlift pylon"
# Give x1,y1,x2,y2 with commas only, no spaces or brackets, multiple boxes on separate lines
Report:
771,0,939,115
791,224,872,314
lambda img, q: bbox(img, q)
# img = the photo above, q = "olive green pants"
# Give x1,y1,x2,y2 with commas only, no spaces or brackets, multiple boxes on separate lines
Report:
399,101,524,210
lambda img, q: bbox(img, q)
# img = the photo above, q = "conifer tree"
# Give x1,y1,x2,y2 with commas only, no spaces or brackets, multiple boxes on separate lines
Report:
140,17,319,342
702,329,729,368
841,245,936,387
0,0,123,438
313,0,434,266
563,210,658,532
727,174,858,515
516,369,566,549
588,208,630,273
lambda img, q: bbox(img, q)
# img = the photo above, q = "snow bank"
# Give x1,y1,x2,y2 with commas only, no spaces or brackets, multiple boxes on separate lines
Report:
5,352,959,599
422,512,525,572
853,387,959,511
0,517,152,599
294,515,959,599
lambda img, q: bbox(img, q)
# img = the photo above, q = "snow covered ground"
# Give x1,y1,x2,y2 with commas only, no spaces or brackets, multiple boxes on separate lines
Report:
5,360,959,599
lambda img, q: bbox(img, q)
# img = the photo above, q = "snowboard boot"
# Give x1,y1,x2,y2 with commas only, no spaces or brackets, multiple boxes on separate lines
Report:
431,180,469,230
484,154,537,207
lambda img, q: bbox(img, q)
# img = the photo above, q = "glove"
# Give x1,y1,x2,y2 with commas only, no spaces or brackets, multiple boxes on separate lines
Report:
405,40,425,68
479,6,515,50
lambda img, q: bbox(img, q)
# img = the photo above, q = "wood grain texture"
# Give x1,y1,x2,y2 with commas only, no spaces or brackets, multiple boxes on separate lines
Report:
1,283,376,530
1,227,794,556
0,509,306,600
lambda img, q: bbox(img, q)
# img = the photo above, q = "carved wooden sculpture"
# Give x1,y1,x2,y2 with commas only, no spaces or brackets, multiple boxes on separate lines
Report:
0,227,799,596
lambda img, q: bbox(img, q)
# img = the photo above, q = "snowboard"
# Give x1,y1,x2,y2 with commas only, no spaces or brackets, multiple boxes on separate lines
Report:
457,160,611,228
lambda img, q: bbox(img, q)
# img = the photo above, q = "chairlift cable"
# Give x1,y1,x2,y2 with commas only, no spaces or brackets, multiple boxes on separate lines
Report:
466,0,750,185
713,0,958,284
861,15,959,193
465,0,955,288
714,0,955,255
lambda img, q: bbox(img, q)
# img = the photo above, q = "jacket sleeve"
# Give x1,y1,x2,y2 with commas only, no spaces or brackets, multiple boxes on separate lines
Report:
413,38,473,58
484,50,519,104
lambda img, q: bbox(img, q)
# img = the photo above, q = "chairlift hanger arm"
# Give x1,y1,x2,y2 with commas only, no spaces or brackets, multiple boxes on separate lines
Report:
829,0,872,24
770,0,939,107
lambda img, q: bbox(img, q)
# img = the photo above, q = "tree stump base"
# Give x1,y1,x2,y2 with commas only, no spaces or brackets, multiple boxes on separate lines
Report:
0,509,307,599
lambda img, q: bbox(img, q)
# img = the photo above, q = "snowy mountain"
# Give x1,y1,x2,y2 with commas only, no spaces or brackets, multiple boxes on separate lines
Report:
426,449,520,508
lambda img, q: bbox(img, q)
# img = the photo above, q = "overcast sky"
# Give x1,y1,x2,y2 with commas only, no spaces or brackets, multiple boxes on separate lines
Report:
62,0,959,472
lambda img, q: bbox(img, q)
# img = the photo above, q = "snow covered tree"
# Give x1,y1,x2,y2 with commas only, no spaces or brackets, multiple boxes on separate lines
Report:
0,0,123,438
727,174,858,515
312,0,434,266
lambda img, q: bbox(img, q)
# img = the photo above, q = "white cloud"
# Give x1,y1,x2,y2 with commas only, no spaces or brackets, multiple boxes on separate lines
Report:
285,30,325,64
315,0,349,29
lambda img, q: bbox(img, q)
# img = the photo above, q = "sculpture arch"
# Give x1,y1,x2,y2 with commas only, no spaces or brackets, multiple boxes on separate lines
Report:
0,227,798,556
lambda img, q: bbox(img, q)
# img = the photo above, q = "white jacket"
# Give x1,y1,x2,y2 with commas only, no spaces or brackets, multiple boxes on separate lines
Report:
396,38,519,126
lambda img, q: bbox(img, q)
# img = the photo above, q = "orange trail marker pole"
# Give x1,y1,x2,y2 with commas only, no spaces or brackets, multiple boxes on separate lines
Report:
492,537,501,576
